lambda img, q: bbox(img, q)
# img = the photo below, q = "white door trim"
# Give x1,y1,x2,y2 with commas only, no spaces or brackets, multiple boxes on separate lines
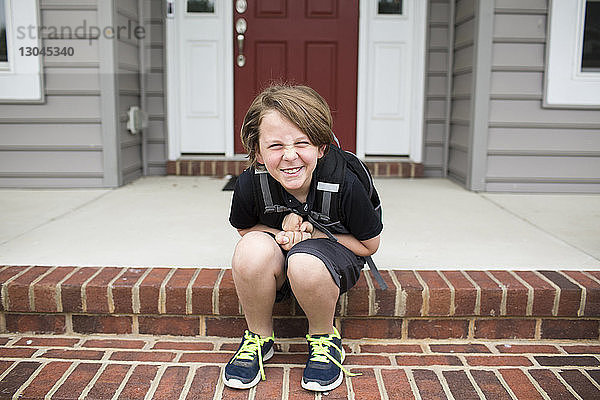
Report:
409,0,427,163
165,10,180,161
223,2,234,157
355,0,369,160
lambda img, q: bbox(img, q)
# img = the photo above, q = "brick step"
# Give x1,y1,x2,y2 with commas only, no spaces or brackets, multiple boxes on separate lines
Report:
166,159,424,178
1,334,599,399
1,266,599,340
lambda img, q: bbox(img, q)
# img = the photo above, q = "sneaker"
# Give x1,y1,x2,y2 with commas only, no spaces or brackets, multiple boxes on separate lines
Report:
223,330,274,389
302,327,356,392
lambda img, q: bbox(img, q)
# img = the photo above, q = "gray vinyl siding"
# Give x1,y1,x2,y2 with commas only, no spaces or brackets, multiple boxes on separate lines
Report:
447,0,476,185
0,0,164,188
423,0,450,177
487,0,600,192
146,0,167,176
0,0,104,187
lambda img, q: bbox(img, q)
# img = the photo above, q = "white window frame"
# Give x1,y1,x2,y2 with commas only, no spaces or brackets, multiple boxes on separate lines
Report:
0,0,44,103
544,0,600,108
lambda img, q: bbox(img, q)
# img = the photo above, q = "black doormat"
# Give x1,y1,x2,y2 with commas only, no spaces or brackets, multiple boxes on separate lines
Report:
222,175,238,191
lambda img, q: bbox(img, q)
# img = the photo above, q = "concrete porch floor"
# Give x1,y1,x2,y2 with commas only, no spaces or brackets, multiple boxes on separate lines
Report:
0,176,599,269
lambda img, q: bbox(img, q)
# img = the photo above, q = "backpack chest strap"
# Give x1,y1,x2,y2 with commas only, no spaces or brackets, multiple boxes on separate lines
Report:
316,181,339,220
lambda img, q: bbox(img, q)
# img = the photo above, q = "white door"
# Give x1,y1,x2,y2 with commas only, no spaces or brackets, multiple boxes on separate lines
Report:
166,0,233,156
357,0,427,160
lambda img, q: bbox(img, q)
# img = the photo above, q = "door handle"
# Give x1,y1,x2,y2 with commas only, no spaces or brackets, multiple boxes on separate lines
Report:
236,34,245,67
237,34,245,54
236,18,247,67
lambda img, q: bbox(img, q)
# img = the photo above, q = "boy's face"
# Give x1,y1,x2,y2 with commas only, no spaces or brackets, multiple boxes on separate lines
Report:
256,110,325,202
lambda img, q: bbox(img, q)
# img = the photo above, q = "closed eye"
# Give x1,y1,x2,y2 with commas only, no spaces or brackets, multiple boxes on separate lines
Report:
268,144,283,149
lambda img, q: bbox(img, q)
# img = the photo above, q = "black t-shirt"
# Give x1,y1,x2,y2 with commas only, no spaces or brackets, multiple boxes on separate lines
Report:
229,168,383,242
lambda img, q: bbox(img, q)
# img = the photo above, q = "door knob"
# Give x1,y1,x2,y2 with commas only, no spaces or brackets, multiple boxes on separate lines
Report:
236,0,247,14
236,18,247,34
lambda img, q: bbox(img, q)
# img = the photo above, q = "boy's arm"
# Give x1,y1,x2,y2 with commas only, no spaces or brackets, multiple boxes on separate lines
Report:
237,217,380,256
237,224,281,237
238,223,311,251
311,229,380,257
279,212,380,256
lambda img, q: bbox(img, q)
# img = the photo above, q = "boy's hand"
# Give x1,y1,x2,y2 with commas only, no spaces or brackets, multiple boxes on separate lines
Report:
299,221,314,235
282,213,303,231
282,213,314,234
275,230,311,251
277,212,315,250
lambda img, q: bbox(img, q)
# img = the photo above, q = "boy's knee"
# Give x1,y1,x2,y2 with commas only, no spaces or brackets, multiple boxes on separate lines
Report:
232,231,281,270
287,253,328,284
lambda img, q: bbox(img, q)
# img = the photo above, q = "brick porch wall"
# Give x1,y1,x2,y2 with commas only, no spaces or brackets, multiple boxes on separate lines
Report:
1,266,599,340
166,160,424,178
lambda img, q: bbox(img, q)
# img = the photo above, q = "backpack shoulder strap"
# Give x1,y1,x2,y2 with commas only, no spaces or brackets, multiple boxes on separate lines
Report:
253,166,292,214
313,145,346,222
255,168,273,209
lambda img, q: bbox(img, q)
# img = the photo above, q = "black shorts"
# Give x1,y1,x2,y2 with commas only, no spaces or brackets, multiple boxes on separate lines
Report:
271,236,365,302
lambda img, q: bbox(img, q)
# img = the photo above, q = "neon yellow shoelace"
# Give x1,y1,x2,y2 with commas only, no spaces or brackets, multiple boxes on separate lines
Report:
306,331,360,377
232,331,273,381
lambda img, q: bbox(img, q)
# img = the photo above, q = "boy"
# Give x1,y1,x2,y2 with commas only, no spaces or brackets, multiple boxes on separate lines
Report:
226,85,382,392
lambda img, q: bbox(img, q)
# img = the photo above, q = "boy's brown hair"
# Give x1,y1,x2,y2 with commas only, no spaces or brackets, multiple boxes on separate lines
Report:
241,84,334,167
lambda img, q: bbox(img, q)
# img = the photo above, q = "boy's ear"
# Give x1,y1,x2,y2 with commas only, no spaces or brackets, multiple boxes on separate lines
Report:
256,147,264,164
318,145,326,159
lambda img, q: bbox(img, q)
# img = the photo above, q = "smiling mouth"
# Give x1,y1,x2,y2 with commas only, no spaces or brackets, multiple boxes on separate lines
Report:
281,166,303,175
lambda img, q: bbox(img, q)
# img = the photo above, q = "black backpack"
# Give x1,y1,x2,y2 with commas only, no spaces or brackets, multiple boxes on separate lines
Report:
312,144,382,230
253,143,387,289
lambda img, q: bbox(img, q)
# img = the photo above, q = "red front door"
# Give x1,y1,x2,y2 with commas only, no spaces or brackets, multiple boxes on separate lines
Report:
233,0,359,154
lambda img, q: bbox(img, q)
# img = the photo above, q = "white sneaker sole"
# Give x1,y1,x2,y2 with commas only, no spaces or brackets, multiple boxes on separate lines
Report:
222,346,274,389
301,371,344,392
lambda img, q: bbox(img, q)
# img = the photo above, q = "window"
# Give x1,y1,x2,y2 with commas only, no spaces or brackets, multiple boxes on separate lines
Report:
581,0,600,71
187,0,214,13
0,0,7,63
378,0,403,15
0,0,43,102
545,0,600,107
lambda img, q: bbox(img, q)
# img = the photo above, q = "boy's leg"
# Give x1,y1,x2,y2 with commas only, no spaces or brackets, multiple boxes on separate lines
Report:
286,253,339,335
224,232,284,389
286,239,363,392
231,231,286,337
